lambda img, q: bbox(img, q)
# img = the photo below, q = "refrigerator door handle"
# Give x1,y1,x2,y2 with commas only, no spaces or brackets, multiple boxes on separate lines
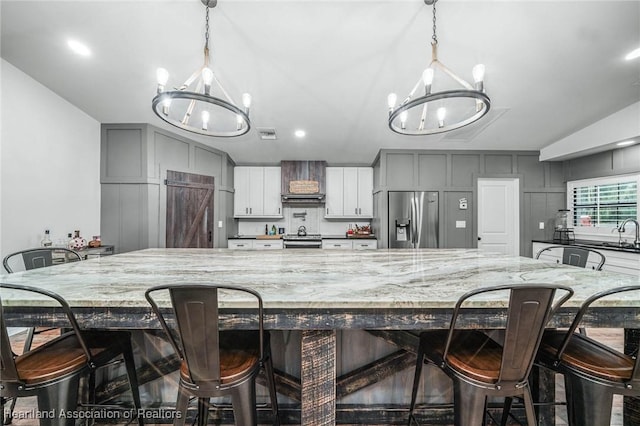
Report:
410,195,417,246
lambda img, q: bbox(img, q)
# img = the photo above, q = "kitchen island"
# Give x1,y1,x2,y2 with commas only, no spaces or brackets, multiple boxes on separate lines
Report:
2,248,639,425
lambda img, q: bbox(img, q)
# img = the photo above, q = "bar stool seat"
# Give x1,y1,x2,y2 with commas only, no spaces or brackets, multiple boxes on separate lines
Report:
178,330,261,385
539,331,634,383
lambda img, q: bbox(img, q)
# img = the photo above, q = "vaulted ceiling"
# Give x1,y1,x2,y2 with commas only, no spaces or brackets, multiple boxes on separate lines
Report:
2,0,639,164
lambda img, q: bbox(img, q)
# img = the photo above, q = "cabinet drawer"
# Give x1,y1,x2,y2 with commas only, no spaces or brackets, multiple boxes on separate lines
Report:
322,240,353,249
228,240,253,249
253,240,283,250
353,240,377,250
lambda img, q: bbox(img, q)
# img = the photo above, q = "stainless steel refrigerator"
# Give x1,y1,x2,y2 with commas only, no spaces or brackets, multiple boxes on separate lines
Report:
388,191,439,248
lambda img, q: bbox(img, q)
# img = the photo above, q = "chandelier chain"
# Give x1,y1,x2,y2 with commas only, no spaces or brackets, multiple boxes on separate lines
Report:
205,6,210,50
431,0,438,45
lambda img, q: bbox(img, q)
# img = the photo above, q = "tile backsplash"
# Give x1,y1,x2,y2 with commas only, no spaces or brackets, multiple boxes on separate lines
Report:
236,206,371,237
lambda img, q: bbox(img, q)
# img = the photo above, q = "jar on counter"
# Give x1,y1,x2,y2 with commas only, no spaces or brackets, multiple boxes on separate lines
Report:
68,230,87,250
555,209,570,230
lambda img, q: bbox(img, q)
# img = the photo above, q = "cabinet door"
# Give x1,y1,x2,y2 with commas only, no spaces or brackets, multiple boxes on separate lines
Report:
357,167,373,217
263,167,282,217
343,167,359,216
247,167,265,216
233,168,251,217
325,168,344,217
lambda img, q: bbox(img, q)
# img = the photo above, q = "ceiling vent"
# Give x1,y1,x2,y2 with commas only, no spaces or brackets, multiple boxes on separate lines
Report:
257,127,277,140
442,108,509,141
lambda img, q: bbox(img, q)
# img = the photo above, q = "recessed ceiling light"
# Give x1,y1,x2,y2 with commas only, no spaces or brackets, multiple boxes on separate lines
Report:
294,129,306,138
625,47,640,61
616,140,636,147
67,39,91,57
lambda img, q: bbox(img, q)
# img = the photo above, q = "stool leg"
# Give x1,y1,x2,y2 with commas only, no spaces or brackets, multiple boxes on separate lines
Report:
173,385,190,426
121,341,144,426
230,378,257,426
263,351,280,426
500,397,513,426
453,380,487,426
564,375,613,426
36,373,81,426
522,387,537,426
196,398,209,426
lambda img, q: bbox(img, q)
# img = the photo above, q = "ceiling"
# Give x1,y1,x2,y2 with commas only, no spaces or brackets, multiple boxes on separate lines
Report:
2,0,639,165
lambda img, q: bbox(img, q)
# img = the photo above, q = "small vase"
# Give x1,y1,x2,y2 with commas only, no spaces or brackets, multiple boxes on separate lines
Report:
68,230,87,250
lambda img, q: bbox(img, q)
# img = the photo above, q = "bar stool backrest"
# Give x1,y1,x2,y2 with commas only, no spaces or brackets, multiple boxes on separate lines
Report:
444,284,574,386
3,248,82,273
535,245,605,271
145,284,265,385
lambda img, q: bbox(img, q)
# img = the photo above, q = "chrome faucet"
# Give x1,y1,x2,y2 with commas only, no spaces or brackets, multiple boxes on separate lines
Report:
618,218,640,249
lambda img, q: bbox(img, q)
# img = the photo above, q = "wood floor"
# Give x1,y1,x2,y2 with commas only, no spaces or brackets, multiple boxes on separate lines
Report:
3,328,625,425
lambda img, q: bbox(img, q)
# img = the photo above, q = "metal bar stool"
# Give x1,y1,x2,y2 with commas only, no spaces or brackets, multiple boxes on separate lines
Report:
145,284,280,426
2,248,83,425
535,245,606,271
0,283,144,426
536,285,640,426
408,283,574,426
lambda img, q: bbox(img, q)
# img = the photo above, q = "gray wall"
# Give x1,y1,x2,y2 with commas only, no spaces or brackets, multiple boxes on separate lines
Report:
372,150,566,257
563,144,640,181
101,124,235,253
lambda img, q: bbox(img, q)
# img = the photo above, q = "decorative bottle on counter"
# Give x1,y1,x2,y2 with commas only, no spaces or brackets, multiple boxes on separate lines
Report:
68,230,87,250
265,224,269,235
41,229,52,247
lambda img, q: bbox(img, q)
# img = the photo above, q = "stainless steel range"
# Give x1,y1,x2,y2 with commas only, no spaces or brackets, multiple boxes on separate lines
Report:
282,233,322,249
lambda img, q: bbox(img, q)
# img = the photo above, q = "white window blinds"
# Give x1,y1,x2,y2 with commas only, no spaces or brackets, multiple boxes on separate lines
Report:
570,178,638,228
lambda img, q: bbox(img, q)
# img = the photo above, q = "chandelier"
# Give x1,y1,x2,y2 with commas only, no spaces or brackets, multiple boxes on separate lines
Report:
387,0,490,136
152,0,251,137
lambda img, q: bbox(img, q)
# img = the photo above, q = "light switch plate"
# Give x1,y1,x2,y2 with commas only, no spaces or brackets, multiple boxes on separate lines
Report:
539,222,545,230
218,221,223,228
456,220,466,228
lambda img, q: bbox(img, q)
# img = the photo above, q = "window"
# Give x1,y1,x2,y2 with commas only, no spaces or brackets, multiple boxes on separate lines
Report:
567,174,639,236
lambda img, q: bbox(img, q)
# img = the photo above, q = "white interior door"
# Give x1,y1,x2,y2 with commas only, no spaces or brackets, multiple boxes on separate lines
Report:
478,178,520,255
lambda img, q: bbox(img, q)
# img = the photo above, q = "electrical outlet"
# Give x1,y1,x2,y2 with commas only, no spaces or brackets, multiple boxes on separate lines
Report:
218,221,223,228
539,222,545,230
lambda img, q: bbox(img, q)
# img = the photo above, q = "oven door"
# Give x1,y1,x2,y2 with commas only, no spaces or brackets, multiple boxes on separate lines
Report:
283,240,322,249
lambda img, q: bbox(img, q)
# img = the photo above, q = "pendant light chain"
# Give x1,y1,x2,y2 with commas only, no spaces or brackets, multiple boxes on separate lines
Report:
431,0,438,45
204,6,210,62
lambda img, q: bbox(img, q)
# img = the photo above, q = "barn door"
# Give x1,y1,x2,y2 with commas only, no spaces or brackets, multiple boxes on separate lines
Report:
165,170,215,248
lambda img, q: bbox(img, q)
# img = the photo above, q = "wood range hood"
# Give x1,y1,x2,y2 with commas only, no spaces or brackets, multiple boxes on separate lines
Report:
281,160,326,205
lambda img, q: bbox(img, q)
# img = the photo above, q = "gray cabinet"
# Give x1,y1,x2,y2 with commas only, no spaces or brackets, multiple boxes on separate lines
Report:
101,124,235,253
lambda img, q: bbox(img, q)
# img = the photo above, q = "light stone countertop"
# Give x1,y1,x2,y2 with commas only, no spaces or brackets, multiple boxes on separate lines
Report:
1,248,639,309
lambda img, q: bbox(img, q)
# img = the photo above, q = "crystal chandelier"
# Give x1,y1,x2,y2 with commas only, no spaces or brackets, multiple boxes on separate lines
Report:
152,0,251,137
387,0,490,136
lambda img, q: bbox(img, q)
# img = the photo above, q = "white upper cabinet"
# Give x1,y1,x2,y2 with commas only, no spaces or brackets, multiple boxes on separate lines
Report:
325,167,373,218
234,166,282,218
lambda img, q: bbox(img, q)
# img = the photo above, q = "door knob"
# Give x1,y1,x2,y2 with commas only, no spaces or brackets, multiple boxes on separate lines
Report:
477,237,482,241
